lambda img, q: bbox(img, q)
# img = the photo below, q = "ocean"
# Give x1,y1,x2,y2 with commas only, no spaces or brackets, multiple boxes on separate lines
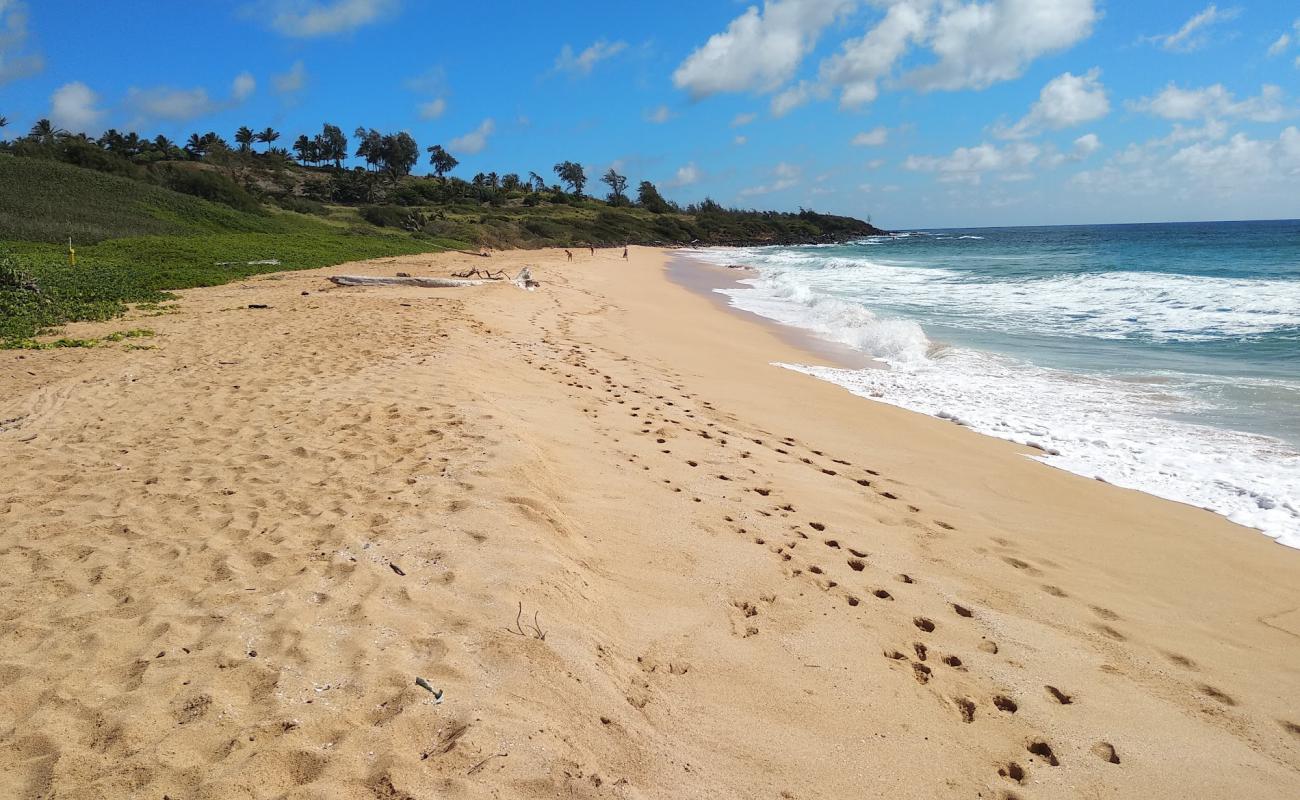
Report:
685,220,1300,548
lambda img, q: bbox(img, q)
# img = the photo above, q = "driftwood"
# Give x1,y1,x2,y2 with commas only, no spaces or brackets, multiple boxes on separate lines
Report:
329,266,537,290
450,267,507,279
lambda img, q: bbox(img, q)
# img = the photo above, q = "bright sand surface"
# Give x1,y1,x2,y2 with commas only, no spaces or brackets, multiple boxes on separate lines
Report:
2,246,1298,799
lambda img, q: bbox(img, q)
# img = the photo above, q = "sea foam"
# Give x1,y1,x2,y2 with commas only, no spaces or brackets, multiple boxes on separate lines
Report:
683,245,1300,548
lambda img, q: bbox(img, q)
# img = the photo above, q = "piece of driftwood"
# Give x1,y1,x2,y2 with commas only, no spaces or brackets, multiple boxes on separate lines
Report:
450,267,508,279
329,267,537,290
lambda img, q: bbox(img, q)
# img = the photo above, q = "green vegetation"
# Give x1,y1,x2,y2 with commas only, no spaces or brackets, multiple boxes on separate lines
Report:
1,116,882,344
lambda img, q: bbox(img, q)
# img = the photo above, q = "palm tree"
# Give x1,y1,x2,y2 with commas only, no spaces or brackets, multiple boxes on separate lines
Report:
255,127,280,152
28,118,66,145
184,132,206,159
234,126,255,153
293,134,313,165
0,116,8,130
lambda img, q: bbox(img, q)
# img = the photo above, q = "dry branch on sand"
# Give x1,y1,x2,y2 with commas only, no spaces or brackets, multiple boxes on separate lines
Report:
328,266,537,290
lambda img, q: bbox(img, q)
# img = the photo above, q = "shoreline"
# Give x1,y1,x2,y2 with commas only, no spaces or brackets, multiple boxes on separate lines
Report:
668,247,1299,548
2,246,1298,798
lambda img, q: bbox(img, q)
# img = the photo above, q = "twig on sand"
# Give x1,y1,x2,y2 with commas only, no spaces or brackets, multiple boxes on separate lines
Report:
505,600,546,640
467,752,508,775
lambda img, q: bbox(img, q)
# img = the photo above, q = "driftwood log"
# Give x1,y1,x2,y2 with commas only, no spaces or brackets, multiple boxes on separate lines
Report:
329,267,537,290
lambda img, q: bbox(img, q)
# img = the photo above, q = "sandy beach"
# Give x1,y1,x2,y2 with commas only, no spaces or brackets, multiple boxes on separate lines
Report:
2,246,1298,799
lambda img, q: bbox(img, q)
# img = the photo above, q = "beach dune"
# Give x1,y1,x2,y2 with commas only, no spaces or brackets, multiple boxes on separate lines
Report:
1,247,1298,799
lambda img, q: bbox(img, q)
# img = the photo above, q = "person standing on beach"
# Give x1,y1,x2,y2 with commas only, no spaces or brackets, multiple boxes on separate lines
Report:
565,249,573,261
589,245,595,256
622,246,629,260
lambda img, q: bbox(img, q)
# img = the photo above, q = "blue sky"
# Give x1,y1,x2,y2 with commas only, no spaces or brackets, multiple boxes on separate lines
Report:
2,0,1298,227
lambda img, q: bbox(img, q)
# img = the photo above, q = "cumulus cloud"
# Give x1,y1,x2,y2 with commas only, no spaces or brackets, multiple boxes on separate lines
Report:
273,60,307,93
996,68,1108,139
1072,132,1101,158
125,87,220,121
404,67,447,119
1073,125,1300,198
739,161,801,196
231,71,256,102
448,118,494,154
1266,19,1300,58
851,126,889,146
668,162,701,187
731,112,757,127
1141,4,1240,53
125,73,257,122
675,1,1099,113
903,0,1099,92
770,80,824,117
673,0,853,98
49,82,104,133
644,105,674,124
554,39,626,76
1129,83,1294,123
818,0,929,107
261,0,399,38
0,0,43,84
903,140,1041,184
418,98,446,119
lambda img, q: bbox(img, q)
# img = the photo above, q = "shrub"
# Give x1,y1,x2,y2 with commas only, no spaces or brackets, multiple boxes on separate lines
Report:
159,166,260,212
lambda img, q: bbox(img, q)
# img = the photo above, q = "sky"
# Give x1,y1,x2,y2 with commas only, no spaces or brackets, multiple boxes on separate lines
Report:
1,0,1299,228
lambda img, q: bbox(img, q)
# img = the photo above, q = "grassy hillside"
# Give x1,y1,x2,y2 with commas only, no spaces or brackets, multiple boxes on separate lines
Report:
0,157,466,343
1,151,882,344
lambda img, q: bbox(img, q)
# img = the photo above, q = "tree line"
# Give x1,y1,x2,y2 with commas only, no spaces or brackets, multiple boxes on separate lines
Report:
0,115,688,212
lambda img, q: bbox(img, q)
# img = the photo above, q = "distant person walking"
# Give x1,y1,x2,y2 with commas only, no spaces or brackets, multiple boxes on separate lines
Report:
589,245,595,256
622,246,629,260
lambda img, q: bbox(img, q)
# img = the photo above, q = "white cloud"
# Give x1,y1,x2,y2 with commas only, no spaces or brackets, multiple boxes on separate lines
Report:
739,161,802,197
684,1,1098,112
866,158,885,169
554,39,627,76
49,82,104,133
1267,19,1300,57
731,112,757,127
1142,4,1240,53
734,135,748,145
997,68,1108,139
124,73,256,123
418,97,446,120
904,140,1041,184
405,67,447,119
672,0,853,98
1129,83,1294,123
852,126,889,146
263,0,398,38
0,0,43,84
770,80,823,117
1072,132,1101,158
644,105,674,124
904,0,1099,92
819,0,930,107
1168,128,1300,182
273,60,307,93
669,162,701,187
1073,126,1300,197
125,86,219,121
231,71,256,102
448,118,494,155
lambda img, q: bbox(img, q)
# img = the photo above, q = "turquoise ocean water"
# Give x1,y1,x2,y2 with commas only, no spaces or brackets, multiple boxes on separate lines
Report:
687,220,1300,546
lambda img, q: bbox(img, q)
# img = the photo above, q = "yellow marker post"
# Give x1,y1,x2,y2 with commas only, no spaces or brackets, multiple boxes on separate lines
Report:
67,237,76,267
